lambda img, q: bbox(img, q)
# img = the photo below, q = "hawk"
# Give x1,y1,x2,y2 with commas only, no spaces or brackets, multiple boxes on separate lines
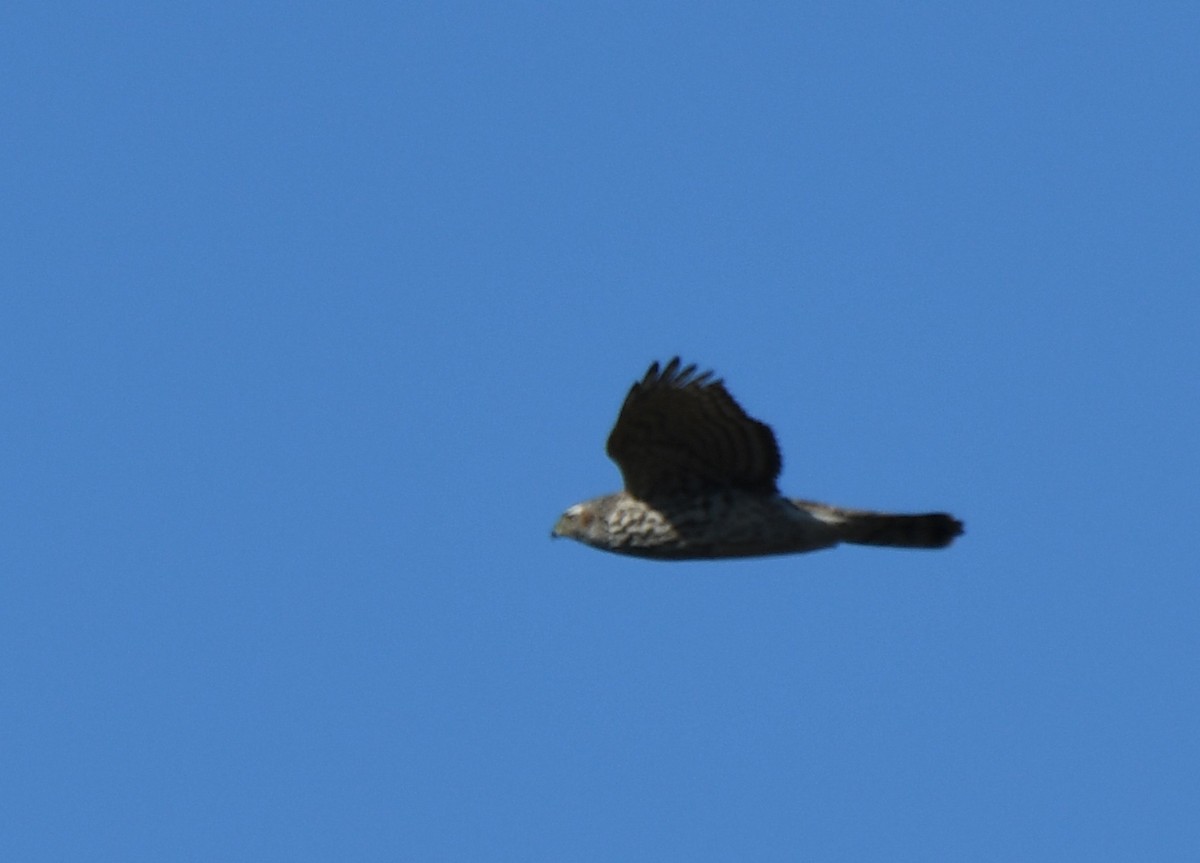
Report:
552,358,963,560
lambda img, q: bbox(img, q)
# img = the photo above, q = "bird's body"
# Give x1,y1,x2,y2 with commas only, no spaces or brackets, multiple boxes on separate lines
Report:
557,491,836,560
553,358,963,561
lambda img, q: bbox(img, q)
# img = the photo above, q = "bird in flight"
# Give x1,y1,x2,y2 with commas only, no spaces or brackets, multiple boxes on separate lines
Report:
552,358,963,560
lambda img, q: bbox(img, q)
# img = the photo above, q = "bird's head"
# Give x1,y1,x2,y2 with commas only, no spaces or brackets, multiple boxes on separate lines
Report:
552,497,620,547
551,502,597,543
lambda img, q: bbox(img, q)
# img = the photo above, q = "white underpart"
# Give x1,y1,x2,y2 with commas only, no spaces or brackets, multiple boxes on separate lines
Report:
801,507,845,526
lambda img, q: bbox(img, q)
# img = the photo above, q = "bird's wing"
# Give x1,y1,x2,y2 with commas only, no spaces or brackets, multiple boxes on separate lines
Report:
605,358,782,500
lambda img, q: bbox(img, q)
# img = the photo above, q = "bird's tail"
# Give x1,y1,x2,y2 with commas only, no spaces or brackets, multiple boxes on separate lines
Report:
792,500,964,549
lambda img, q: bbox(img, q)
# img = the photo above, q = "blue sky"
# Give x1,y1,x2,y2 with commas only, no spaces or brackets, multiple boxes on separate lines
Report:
4,2,1197,860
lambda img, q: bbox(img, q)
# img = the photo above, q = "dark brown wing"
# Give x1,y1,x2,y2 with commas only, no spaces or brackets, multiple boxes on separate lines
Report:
605,358,782,499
